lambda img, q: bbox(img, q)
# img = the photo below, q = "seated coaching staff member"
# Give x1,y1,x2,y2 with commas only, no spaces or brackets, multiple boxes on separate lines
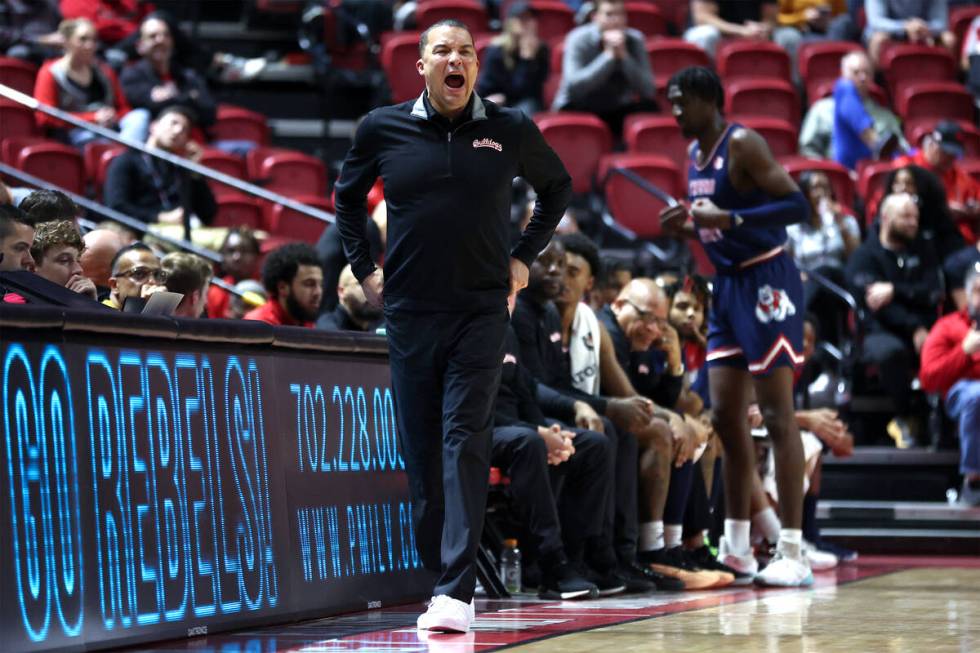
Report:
334,19,571,634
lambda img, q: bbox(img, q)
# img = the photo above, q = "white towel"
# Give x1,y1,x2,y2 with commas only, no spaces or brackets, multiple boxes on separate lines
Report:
569,302,602,396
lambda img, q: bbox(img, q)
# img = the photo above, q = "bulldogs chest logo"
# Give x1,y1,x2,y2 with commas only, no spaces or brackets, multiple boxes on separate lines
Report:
755,284,796,323
473,137,503,152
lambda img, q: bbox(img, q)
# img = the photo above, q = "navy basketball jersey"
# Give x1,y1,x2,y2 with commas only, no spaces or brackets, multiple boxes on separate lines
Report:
687,123,790,270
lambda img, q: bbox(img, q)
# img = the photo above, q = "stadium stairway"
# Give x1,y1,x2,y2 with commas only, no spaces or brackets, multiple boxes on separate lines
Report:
818,448,980,555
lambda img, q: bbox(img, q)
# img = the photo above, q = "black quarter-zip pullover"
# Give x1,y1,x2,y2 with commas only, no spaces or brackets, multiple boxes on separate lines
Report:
334,93,572,312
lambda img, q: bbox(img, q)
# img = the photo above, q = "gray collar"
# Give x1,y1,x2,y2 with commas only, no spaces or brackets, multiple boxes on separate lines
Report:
411,91,487,121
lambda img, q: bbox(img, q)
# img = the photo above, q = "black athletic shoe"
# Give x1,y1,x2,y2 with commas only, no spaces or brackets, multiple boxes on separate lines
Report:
582,567,628,597
621,560,686,592
688,545,755,583
539,563,600,600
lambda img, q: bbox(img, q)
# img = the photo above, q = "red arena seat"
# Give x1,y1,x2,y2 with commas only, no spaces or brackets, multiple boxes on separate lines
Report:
880,44,956,100
645,38,712,103
951,5,980,50
529,1,575,42
856,161,894,204
725,78,800,125
625,2,668,37
381,32,425,104
717,40,792,82
256,151,328,197
780,156,854,208
731,116,799,158
267,194,333,243
0,99,39,140
212,104,270,145
533,112,613,194
15,141,85,194
200,148,247,197
599,153,683,239
213,194,265,229
895,81,974,123
416,0,489,33
797,40,862,89
623,114,690,172
0,57,38,95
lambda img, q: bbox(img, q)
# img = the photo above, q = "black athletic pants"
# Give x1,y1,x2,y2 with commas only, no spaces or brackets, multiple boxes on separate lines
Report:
386,306,509,602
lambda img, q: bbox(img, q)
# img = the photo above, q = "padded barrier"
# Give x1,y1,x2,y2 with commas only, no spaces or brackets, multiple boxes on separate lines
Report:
0,305,430,653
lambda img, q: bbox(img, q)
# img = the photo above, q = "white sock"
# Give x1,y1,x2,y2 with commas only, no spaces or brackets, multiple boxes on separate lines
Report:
777,528,803,559
639,521,665,552
724,518,751,556
751,507,782,544
664,524,683,549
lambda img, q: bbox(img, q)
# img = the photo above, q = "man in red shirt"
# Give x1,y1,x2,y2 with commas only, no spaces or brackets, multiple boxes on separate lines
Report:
244,243,323,327
894,121,980,242
920,267,980,506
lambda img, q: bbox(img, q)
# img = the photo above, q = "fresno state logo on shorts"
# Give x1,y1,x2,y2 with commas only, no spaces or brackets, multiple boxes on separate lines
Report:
755,284,796,323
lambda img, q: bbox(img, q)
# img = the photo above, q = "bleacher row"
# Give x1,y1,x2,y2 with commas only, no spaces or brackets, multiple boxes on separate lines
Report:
2,0,980,261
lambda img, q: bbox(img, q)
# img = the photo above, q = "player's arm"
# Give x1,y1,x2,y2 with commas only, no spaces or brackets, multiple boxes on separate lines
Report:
696,128,809,230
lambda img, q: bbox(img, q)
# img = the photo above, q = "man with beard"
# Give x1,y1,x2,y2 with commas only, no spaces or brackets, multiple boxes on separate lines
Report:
317,264,383,332
244,243,323,327
846,193,943,446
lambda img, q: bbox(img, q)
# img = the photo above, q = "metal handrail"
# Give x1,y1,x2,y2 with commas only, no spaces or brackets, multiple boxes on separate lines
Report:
0,83,335,225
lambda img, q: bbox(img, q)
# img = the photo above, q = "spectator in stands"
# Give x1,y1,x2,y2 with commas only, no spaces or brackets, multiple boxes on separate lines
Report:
847,193,943,447
552,0,656,137
477,2,549,116
592,258,632,312
29,218,97,298
787,170,860,273
0,203,37,272
867,164,964,259
892,122,980,242
103,240,165,309
831,49,904,170
0,0,64,63
79,227,122,292
799,51,907,160
244,243,323,327
206,226,259,319
777,0,858,42
962,14,980,102
864,0,956,66
919,266,980,506
161,250,211,318
104,104,216,228
685,0,803,65
18,188,79,223
33,17,146,147
787,170,860,342
119,14,216,143
316,264,382,332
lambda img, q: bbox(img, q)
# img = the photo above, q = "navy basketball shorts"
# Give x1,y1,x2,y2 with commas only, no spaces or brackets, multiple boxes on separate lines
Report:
705,252,805,376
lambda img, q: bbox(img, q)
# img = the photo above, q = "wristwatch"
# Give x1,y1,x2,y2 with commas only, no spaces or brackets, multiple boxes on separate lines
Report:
730,213,744,229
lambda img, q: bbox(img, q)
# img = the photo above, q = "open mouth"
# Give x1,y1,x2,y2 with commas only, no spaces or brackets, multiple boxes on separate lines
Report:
445,74,465,89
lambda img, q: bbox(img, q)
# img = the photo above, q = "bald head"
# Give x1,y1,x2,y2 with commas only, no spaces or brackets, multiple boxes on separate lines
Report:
841,51,872,97
79,229,124,287
613,278,669,351
880,192,919,246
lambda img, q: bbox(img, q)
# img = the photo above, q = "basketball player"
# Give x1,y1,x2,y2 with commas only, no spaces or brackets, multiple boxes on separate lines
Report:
659,66,812,587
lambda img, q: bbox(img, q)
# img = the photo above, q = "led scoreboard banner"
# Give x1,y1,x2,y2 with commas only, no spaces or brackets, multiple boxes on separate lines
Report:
0,307,434,652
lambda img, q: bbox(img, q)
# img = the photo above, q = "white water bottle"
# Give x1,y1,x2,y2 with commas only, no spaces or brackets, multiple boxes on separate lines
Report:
499,538,522,593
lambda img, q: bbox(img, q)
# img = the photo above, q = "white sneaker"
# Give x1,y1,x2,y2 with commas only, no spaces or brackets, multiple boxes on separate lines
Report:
755,552,813,587
803,539,838,571
417,595,474,633
717,536,758,585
